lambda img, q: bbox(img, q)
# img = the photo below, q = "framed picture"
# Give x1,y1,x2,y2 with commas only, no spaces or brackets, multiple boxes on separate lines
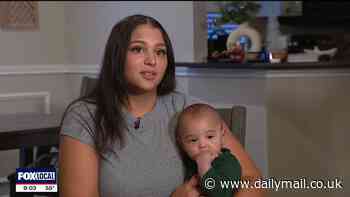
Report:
0,1,39,31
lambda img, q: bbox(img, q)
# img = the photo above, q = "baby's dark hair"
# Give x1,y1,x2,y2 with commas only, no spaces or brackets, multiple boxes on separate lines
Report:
175,103,222,142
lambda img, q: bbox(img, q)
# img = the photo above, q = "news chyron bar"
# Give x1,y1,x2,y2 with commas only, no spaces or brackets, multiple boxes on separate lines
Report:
16,167,57,193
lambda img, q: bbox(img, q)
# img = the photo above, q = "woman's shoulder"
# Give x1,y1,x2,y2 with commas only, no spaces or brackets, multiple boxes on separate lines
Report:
61,99,97,132
60,99,97,147
65,99,96,116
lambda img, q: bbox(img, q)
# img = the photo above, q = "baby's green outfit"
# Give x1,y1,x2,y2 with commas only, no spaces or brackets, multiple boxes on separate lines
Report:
184,148,241,197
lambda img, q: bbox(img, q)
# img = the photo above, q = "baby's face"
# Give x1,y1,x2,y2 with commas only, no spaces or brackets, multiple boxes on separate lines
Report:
179,115,224,160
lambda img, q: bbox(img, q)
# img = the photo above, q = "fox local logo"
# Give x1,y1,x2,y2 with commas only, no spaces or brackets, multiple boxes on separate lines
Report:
16,168,56,183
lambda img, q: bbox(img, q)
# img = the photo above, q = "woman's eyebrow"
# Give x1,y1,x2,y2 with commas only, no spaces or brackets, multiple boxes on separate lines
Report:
155,43,166,47
129,40,145,45
129,40,166,47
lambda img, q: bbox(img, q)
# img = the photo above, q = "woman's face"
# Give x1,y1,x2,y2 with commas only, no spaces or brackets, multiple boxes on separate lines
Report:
124,24,168,94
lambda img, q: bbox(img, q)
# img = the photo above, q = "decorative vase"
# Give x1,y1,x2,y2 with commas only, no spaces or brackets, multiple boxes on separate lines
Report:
226,22,262,53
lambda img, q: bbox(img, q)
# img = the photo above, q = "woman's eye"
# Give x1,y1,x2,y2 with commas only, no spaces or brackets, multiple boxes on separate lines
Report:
156,49,167,56
129,46,144,53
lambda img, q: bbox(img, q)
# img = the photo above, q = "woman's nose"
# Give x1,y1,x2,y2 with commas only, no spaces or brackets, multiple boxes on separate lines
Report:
144,51,156,66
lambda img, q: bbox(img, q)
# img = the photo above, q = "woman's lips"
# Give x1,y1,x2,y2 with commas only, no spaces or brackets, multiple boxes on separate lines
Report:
140,71,156,80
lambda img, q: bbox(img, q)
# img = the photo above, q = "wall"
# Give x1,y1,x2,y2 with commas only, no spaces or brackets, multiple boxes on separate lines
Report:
0,2,65,65
63,1,195,64
0,2,71,178
0,1,73,116
62,1,195,107
267,74,350,197
182,68,350,197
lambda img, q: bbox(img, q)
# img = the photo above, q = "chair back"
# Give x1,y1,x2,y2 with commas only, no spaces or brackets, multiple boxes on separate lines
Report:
217,106,246,147
80,76,98,97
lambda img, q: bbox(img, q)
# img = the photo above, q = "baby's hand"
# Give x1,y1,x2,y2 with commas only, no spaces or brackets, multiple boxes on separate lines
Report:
194,150,218,177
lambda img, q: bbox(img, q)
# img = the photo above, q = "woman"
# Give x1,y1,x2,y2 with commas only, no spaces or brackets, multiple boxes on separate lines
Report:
59,14,264,197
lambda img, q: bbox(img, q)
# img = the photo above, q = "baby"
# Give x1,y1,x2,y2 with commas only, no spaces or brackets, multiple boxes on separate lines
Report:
176,103,241,197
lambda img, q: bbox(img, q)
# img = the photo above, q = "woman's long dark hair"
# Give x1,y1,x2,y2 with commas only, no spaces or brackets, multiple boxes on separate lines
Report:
61,15,176,159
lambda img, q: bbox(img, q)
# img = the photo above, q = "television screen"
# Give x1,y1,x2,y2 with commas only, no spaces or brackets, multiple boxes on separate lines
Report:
207,12,239,55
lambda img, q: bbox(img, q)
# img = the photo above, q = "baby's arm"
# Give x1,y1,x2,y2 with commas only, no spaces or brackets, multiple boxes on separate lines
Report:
194,150,218,177
197,150,242,197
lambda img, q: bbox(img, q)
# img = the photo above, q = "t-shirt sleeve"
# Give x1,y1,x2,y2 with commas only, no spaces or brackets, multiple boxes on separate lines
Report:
60,102,96,148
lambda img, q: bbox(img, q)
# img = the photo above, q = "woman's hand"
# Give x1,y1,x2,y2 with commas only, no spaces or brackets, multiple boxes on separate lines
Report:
171,175,201,197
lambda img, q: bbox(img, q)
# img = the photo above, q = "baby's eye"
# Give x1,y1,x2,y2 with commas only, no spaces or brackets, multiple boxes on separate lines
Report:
129,46,144,53
207,135,215,139
186,138,198,143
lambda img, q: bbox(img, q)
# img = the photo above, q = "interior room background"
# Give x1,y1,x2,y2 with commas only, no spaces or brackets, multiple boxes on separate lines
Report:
0,2,348,197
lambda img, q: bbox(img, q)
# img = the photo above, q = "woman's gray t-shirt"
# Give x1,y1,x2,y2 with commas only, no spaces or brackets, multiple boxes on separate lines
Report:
60,91,200,197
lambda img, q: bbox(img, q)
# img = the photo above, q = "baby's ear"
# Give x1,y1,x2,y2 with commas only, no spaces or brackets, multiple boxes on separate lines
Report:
175,132,181,144
220,120,226,136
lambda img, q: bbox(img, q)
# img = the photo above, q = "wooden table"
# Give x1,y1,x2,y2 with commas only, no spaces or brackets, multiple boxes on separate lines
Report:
0,113,61,197
0,113,61,167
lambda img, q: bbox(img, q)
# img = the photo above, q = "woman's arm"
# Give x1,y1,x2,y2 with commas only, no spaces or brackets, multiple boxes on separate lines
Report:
171,175,201,197
221,123,266,197
59,135,100,197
